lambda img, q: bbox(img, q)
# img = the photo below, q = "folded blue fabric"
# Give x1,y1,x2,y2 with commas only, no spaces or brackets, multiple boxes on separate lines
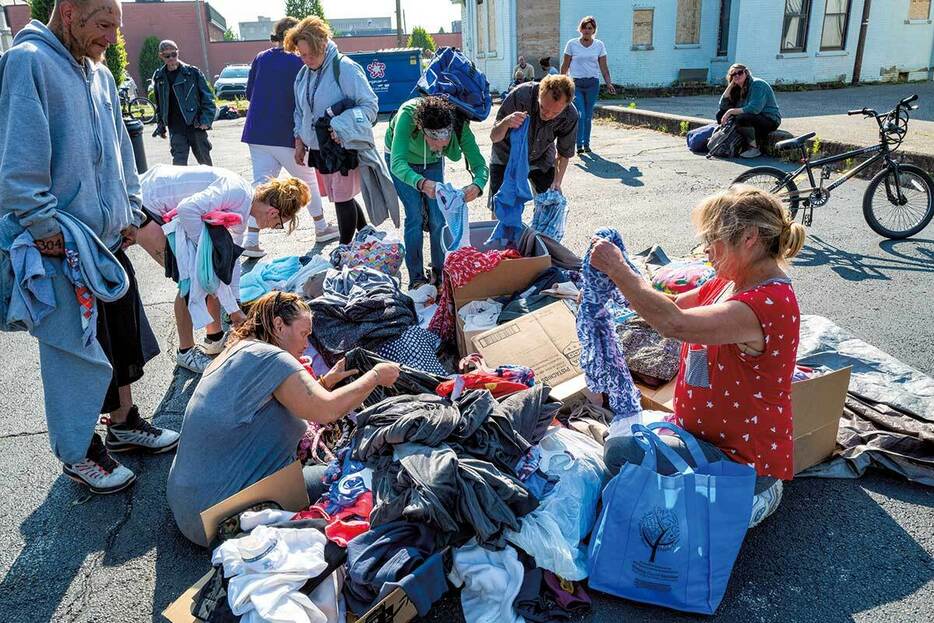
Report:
577,228,643,422
8,230,55,329
489,117,533,245
437,182,469,252
240,256,304,302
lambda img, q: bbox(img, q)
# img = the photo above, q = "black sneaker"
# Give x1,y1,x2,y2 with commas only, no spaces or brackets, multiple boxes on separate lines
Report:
104,406,180,454
63,434,136,495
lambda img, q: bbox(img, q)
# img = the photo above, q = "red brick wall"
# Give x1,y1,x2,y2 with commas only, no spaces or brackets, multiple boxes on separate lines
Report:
4,4,461,87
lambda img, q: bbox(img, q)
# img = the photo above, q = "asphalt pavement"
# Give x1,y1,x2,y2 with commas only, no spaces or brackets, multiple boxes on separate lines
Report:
0,112,931,623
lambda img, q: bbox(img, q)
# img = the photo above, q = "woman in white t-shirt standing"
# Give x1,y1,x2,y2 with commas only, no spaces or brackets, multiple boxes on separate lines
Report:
561,15,616,154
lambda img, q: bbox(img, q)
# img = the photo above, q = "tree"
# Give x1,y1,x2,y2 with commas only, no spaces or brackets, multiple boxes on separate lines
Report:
104,29,128,86
223,28,238,41
138,36,162,88
439,26,446,34
640,508,681,563
29,0,53,23
407,27,436,54
138,36,162,90
285,0,326,21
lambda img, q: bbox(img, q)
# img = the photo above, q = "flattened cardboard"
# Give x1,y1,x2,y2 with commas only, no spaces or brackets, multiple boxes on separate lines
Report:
635,367,852,474
200,460,309,545
349,586,419,623
163,462,310,623
472,301,583,389
452,222,551,356
161,571,214,623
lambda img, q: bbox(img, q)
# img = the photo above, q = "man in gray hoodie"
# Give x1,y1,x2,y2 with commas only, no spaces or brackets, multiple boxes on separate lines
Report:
0,0,179,495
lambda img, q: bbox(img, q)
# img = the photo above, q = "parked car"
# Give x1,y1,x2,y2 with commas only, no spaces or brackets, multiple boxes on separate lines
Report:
213,64,249,100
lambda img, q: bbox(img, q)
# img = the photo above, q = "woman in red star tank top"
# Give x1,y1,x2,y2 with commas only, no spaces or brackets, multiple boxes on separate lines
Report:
589,185,806,527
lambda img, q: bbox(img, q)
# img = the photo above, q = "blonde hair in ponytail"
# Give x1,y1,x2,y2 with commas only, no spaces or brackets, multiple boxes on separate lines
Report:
254,177,310,234
693,184,806,265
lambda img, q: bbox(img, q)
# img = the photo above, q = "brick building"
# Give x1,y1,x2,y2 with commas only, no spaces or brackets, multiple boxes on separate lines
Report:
452,0,934,91
3,2,461,88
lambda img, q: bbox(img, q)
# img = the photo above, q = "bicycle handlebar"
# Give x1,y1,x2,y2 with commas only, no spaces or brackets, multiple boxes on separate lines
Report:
848,108,876,117
900,94,919,106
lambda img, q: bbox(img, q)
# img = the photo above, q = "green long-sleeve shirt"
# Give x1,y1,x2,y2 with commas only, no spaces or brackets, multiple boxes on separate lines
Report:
384,98,489,191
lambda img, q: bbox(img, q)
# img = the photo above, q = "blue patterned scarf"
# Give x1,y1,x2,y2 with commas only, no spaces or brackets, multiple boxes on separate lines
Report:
577,228,643,422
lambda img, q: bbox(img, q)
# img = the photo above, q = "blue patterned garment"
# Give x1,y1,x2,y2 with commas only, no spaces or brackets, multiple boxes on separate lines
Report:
531,189,568,242
488,117,533,245
577,228,643,423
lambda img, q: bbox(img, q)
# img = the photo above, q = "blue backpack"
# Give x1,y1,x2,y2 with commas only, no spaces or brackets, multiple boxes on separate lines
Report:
416,47,492,122
686,123,717,153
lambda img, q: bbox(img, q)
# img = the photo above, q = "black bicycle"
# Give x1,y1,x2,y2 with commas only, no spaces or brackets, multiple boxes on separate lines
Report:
119,87,156,125
732,94,933,239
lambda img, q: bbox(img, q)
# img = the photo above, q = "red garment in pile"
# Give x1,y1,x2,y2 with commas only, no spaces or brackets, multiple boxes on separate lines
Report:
292,491,373,547
673,277,800,480
435,373,530,399
428,246,522,341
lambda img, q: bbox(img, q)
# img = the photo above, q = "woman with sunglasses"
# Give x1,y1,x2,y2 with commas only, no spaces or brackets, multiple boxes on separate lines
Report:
589,186,806,528
717,64,782,158
136,164,308,374
166,291,401,547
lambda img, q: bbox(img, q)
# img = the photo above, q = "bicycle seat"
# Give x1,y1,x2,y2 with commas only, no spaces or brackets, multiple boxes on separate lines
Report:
775,132,816,151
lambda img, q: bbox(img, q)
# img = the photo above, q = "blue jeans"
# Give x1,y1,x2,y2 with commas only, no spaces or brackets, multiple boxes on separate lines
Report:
385,154,445,283
574,78,600,147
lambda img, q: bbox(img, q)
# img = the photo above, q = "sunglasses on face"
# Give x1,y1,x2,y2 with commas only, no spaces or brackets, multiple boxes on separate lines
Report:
729,71,745,78
161,51,178,59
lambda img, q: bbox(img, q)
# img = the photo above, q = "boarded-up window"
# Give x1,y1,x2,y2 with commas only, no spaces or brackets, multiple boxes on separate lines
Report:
676,0,703,44
781,0,811,53
476,1,486,54
909,0,931,20
820,0,851,50
633,9,654,47
487,0,498,53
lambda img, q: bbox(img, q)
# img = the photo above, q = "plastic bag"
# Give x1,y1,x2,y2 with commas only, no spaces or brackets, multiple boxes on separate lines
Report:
505,427,609,580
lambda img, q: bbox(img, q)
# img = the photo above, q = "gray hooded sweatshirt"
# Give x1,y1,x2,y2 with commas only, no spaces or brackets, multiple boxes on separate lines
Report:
0,20,143,251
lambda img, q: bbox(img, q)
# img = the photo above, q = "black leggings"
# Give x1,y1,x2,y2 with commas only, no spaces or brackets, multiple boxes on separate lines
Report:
716,109,780,150
334,198,367,244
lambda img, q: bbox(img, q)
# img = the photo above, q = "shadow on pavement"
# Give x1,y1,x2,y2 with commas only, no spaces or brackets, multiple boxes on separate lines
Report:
0,368,206,623
575,152,645,187
793,235,934,282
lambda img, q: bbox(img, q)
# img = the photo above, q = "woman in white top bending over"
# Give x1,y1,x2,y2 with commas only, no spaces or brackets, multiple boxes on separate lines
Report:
561,15,616,154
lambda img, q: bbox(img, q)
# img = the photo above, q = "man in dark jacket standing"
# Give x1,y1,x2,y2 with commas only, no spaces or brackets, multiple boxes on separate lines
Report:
152,39,216,165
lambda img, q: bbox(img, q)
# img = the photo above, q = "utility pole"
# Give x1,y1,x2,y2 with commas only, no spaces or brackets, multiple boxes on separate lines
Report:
195,0,211,78
396,0,404,47
851,0,872,84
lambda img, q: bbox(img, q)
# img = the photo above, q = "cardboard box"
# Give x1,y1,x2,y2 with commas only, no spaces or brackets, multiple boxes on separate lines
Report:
163,461,428,623
636,367,852,474
453,221,551,356
472,301,592,402
162,461,310,623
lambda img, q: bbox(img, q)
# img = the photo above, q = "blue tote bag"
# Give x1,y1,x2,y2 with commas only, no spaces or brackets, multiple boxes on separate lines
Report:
588,422,756,614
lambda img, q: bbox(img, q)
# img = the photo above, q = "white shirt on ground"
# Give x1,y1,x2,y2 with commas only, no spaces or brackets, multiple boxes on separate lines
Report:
563,38,607,80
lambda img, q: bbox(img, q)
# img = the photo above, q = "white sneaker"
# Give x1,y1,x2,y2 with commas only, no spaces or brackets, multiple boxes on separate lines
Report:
176,347,213,374
104,407,180,455
200,333,227,356
740,147,762,159
749,479,783,528
241,244,267,259
63,434,136,495
315,224,340,243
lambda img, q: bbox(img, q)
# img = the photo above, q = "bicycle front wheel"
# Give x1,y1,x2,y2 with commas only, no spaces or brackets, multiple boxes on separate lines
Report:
863,164,934,239
732,166,800,219
128,97,156,124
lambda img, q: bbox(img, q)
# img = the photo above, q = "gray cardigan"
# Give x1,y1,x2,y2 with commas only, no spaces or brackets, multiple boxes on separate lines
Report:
293,40,379,150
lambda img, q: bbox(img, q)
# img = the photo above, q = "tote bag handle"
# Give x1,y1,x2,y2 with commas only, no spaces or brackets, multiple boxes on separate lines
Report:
631,424,695,475
644,421,711,469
